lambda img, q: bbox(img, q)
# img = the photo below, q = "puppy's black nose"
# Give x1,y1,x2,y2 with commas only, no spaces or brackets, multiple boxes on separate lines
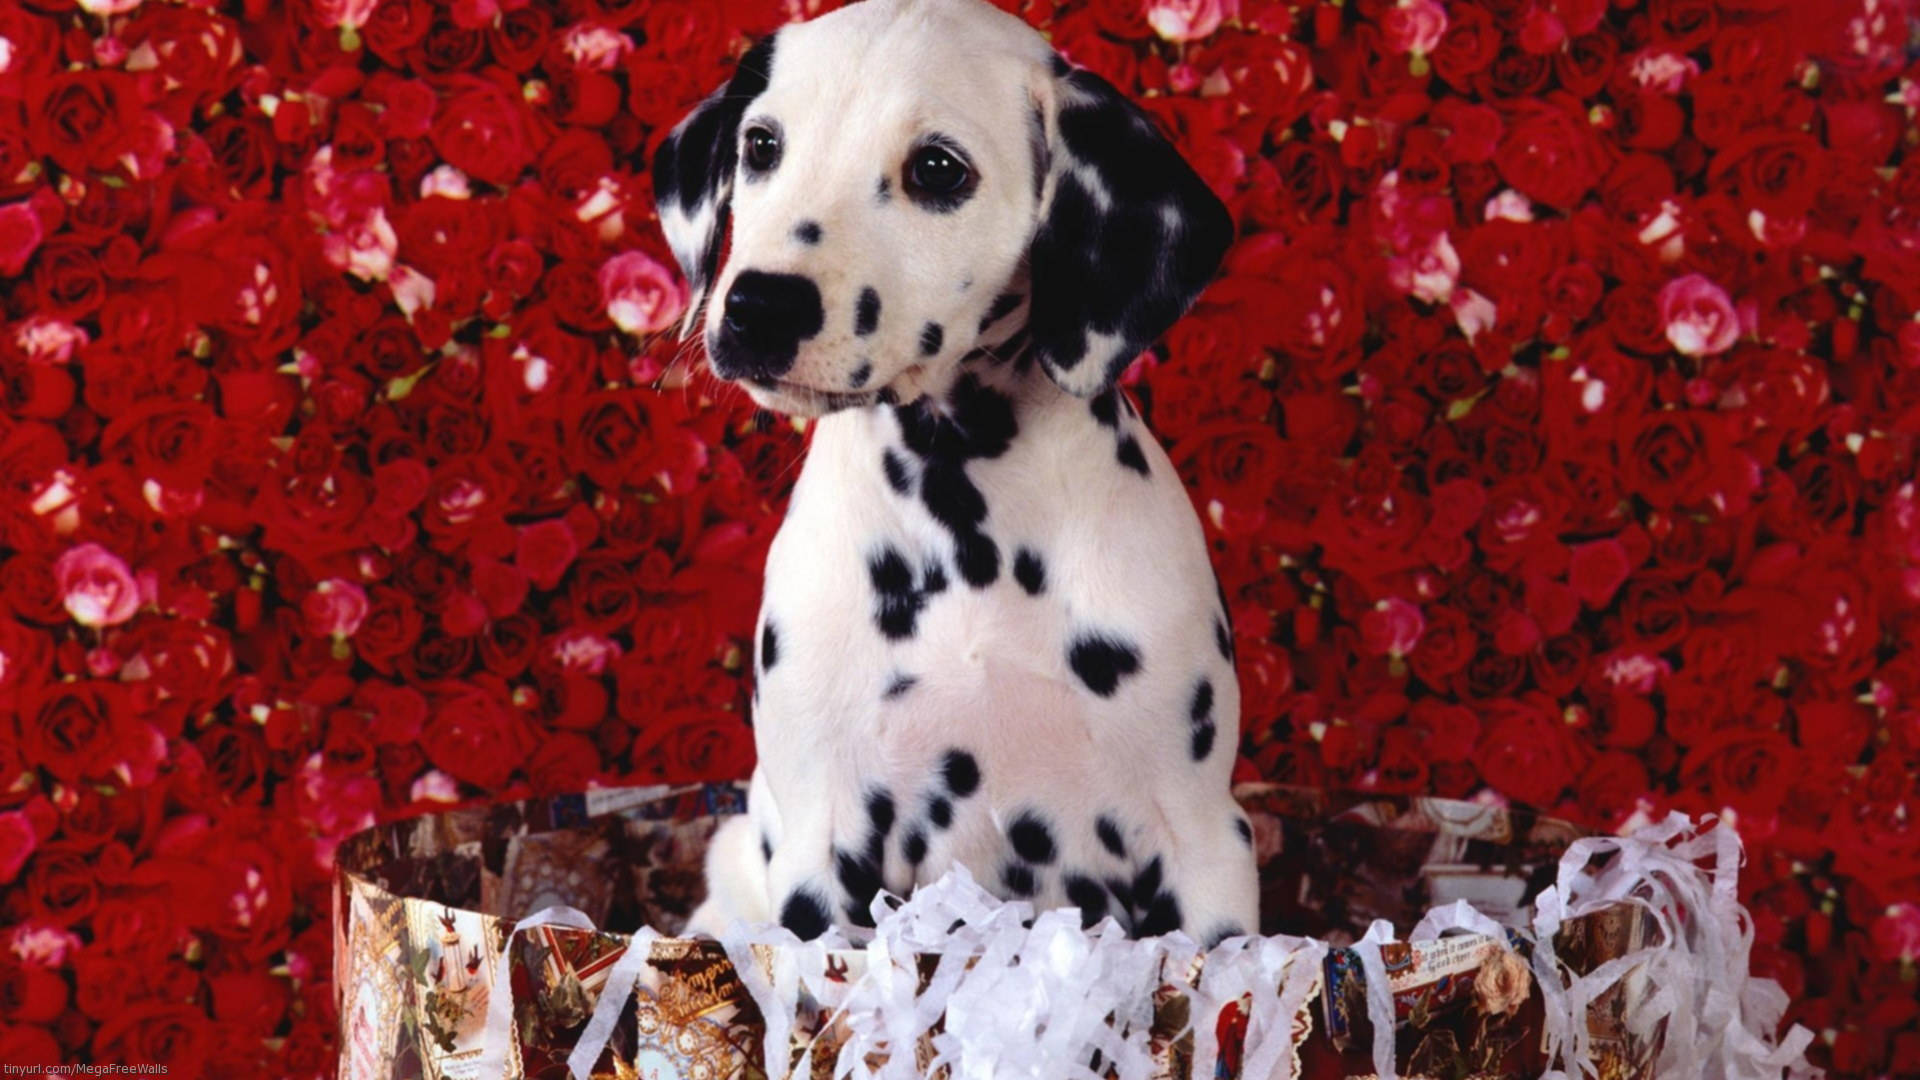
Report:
717,271,823,379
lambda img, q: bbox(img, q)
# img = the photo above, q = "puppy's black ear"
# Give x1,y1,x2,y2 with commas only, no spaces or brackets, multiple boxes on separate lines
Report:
651,34,778,337
1027,62,1234,397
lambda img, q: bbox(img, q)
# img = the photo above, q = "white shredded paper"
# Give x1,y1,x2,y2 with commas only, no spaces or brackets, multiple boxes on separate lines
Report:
463,815,1817,1080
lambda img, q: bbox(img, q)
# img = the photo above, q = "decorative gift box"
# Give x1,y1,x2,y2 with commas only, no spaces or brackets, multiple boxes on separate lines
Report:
333,783,1814,1080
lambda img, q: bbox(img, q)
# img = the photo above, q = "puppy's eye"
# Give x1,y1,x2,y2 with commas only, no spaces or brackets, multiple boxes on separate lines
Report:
906,145,972,199
743,126,781,172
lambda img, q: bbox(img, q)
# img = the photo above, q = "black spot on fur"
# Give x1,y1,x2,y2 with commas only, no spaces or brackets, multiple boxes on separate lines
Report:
1050,54,1071,77
1096,816,1126,859
1191,721,1216,762
1008,812,1056,864
942,750,980,798
1213,579,1236,661
1027,68,1234,395
1190,678,1213,722
761,834,773,861
856,287,880,336
1089,391,1120,428
1116,436,1149,476
1203,923,1245,949
849,362,871,388
760,621,779,671
650,33,780,294
1191,669,1219,761
980,291,1024,333
1137,891,1183,937
919,322,944,357
1234,817,1252,846
1002,863,1037,898
876,176,891,200
894,374,1018,589
883,673,918,700
1068,634,1141,697
794,220,822,245
868,789,895,837
903,828,927,865
1133,858,1164,904
1027,104,1049,202
835,848,884,927
882,449,911,494
1065,875,1108,928
928,797,952,829
921,561,948,595
869,545,924,640
780,888,831,940
1013,548,1046,596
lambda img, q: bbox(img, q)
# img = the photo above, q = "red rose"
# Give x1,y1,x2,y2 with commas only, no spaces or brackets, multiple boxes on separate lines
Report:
20,842,100,927
0,810,35,884
28,71,135,174
428,74,538,186
1494,98,1604,210
1568,538,1631,607
422,679,535,790
1474,696,1584,808
1575,751,1649,828
92,1003,212,1078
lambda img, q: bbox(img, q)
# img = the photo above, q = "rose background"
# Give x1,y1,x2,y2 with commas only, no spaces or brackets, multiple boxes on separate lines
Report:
1,0,1919,1074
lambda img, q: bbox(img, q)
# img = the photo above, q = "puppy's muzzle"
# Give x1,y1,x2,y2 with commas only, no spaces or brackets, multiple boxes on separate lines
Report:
715,270,824,382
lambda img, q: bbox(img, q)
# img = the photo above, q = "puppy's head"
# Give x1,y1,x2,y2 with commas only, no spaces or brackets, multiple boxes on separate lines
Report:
651,0,1232,417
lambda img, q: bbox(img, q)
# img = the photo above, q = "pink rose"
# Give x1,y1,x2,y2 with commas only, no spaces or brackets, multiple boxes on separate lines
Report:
600,251,688,336
1659,273,1741,357
1569,539,1632,608
0,202,43,277
1361,597,1426,658
54,543,142,628
13,317,90,364
311,0,379,29
1146,0,1236,43
1383,0,1448,56
0,810,36,884
302,579,370,639
1871,902,1920,964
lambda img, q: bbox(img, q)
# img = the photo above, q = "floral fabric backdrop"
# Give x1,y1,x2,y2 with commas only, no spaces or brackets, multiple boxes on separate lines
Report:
0,0,1917,1074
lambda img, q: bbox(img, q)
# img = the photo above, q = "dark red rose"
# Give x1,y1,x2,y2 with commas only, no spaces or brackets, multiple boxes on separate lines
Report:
20,842,100,926
1431,4,1499,88
487,4,552,72
1626,412,1715,510
92,1002,212,1078
1494,98,1604,210
1575,751,1650,827
422,679,535,790
1473,695,1584,807
429,75,537,185
28,71,135,174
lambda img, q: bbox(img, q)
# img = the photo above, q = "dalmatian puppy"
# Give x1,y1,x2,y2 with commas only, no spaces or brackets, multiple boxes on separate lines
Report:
654,0,1257,945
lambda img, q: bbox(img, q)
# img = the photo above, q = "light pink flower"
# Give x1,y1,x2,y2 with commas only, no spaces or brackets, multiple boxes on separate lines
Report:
1659,273,1741,356
1629,48,1699,93
1388,231,1460,304
1146,0,1236,43
55,543,141,628
1382,0,1448,56
561,24,633,70
310,0,379,29
600,250,689,336
1450,288,1498,342
14,316,90,364
1360,597,1426,658
9,922,82,966
303,578,370,639
1871,902,1920,964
